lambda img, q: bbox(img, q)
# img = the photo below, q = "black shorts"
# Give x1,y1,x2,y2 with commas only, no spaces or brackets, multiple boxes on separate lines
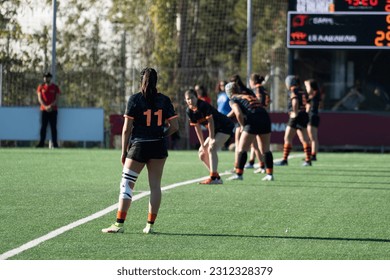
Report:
309,114,320,127
243,110,271,135
127,140,168,163
216,121,235,136
288,111,309,130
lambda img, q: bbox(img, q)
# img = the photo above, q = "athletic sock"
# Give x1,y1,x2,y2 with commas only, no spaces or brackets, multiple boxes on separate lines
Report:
237,151,248,171
210,172,219,180
283,144,292,161
303,143,312,162
147,213,157,225
264,151,274,175
116,211,127,224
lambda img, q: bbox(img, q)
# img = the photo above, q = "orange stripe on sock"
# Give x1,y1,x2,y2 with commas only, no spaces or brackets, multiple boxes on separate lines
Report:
266,168,273,175
283,144,292,160
303,143,311,161
117,211,127,220
148,213,157,223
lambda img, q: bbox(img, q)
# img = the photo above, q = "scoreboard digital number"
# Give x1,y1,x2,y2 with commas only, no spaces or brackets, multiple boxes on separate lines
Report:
287,12,390,49
336,0,390,11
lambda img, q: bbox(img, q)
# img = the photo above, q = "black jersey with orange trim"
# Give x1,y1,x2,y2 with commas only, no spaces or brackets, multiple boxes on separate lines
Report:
308,90,321,116
186,99,233,134
229,94,266,115
230,94,271,134
287,86,308,113
253,84,271,108
124,92,177,142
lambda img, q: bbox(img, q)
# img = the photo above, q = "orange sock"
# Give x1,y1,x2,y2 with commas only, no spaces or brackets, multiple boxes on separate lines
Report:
147,213,157,224
210,172,219,179
303,143,312,162
235,168,244,175
283,144,292,160
116,211,127,223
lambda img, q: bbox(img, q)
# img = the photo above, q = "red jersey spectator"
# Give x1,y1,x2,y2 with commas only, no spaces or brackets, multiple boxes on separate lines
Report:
36,72,61,148
195,84,212,104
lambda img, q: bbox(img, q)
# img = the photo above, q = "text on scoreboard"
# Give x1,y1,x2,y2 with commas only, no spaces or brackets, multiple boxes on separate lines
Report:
287,12,390,49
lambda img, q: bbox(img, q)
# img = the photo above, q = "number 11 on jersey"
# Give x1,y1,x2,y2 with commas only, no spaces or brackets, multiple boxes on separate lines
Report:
143,109,163,126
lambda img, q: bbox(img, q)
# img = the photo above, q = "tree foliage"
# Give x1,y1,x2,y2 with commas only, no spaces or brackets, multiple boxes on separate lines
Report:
1,0,288,146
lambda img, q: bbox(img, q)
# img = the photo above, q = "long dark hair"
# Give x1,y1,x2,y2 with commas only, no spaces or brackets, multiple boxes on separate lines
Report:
307,79,319,91
250,73,265,85
140,67,158,106
230,74,253,95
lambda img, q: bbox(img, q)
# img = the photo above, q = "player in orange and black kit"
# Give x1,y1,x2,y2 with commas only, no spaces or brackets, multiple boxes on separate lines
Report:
185,89,234,184
249,73,271,174
102,68,179,234
225,82,274,181
276,75,312,166
228,74,263,173
304,79,321,161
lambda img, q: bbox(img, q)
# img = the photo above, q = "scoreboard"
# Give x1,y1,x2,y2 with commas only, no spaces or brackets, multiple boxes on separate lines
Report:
335,0,390,11
287,0,390,49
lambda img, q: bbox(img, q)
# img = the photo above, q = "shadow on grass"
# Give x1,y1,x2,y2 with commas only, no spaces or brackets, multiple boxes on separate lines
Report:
153,232,390,243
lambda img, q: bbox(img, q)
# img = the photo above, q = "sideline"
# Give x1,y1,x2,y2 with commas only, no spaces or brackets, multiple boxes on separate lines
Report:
0,173,225,260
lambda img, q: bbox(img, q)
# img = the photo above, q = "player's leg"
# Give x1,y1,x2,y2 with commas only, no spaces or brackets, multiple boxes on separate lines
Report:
102,158,145,233
245,145,256,169
232,125,241,171
201,132,230,184
308,124,319,161
257,133,274,181
276,126,295,165
297,128,312,166
143,158,167,233
198,137,211,171
228,131,255,180
251,139,266,173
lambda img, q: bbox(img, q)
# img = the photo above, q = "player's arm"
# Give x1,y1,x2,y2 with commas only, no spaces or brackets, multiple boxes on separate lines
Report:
230,103,245,131
290,91,299,118
226,109,235,118
121,116,133,165
194,123,205,146
164,116,179,137
206,115,215,139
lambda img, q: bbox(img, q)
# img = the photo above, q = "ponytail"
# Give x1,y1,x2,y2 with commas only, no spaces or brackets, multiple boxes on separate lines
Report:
140,67,158,107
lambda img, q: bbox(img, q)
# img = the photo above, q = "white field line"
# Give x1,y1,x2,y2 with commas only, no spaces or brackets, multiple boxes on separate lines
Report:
0,175,215,260
0,155,302,260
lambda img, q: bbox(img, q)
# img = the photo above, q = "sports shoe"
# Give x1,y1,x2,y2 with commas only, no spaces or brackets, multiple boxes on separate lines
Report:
244,163,254,169
275,160,288,166
228,167,236,173
226,174,243,181
102,223,124,233
302,161,312,166
262,174,274,181
254,167,266,174
143,223,154,234
199,177,223,184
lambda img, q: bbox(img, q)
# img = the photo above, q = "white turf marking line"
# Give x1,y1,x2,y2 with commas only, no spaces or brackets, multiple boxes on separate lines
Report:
0,155,303,260
0,175,215,260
